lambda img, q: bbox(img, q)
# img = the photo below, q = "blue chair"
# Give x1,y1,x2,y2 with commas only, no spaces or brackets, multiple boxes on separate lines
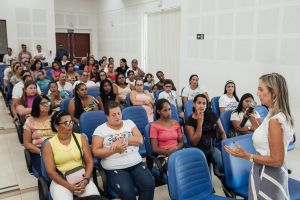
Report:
77,70,87,75
143,85,151,93
184,100,193,120
181,87,185,111
35,76,53,83
60,98,72,111
155,89,164,103
222,134,300,199
211,96,221,116
220,110,234,137
75,63,80,66
46,70,52,77
6,78,13,105
87,88,100,99
24,149,40,178
126,93,133,107
0,64,10,71
168,148,234,200
65,90,73,98
43,85,49,95
122,106,149,157
144,123,168,184
73,68,79,72
154,103,183,124
44,67,53,71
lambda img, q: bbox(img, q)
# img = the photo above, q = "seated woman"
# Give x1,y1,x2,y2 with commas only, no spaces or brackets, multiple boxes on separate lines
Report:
47,81,70,111
23,95,56,175
126,70,136,85
10,62,23,87
143,73,155,88
90,66,100,84
229,93,262,138
96,71,107,88
65,62,80,85
98,59,108,72
130,80,154,122
61,55,69,67
219,80,239,114
97,79,119,110
150,99,184,172
92,101,155,200
43,110,100,199
30,60,47,79
106,63,117,82
51,61,66,82
16,80,39,119
84,57,94,73
3,60,16,88
185,94,226,174
182,74,209,105
69,83,99,133
113,73,135,110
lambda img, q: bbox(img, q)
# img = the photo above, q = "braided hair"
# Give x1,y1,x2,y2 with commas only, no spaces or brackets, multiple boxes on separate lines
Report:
74,83,86,119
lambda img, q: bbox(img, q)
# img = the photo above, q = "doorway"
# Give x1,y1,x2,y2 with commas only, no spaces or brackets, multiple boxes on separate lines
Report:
55,33,90,63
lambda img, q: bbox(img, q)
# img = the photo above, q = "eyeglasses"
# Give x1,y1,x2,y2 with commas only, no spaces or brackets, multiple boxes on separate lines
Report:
100,74,106,77
82,74,88,77
40,101,51,106
165,86,172,88
136,84,143,87
58,120,74,126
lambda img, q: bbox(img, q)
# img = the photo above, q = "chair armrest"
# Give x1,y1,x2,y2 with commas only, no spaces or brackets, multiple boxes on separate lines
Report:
38,176,49,200
94,164,108,196
293,132,296,143
24,149,33,174
146,155,164,181
16,121,23,145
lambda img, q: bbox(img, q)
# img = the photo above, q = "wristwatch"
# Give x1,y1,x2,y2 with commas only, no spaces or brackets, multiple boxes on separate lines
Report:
84,178,90,184
248,126,251,131
249,154,254,163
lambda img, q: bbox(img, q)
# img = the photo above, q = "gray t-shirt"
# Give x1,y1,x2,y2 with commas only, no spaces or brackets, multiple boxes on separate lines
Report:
10,75,22,84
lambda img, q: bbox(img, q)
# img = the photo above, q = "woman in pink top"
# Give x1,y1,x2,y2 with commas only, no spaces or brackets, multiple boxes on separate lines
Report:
51,61,66,81
150,99,184,172
18,44,32,68
130,79,154,122
16,80,39,120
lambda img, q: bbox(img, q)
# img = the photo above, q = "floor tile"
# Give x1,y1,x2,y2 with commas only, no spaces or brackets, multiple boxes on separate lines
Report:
286,148,300,160
0,161,16,178
15,168,38,190
0,175,18,190
21,190,39,200
2,195,22,200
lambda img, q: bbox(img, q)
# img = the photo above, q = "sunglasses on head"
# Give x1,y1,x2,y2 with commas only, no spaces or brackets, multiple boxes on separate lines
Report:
40,101,51,106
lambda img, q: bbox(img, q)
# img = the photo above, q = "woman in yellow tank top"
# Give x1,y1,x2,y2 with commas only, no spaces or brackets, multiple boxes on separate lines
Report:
43,110,101,199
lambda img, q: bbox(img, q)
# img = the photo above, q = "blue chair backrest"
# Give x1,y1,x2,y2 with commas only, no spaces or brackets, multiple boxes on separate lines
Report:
168,148,213,200
222,133,255,190
44,67,53,71
211,96,221,116
0,64,10,70
76,63,80,66
41,138,52,182
0,70,5,86
220,110,234,137
122,106,149,135
153,103,179,122
35,76,53,83
46,70,52,77
87,88,100,99
184,100,193,120
144,123,155,156
126,93,133,107
181,87,185,109
74,68,79,72
7,78,13,95
77,70,87,75
60,98,72,111
155,89,164,102
79,111,108,144
254,105,268,122
66,90,73,98
61,67,65,70
43,85,49,95
143,86,151,93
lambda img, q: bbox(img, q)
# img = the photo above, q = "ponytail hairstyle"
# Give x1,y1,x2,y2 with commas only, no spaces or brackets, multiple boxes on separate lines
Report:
19,80,38,107
120,58,129,69
155,99,170,120
224,80,239,102
74,83,86,119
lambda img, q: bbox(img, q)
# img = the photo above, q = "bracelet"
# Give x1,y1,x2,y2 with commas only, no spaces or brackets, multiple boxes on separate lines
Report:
84,178,90,184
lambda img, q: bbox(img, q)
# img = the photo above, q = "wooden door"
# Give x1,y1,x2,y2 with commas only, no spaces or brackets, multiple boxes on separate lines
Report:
55,33,90,63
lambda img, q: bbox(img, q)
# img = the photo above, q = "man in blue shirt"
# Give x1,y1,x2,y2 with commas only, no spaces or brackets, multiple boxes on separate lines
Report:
56,43,68,59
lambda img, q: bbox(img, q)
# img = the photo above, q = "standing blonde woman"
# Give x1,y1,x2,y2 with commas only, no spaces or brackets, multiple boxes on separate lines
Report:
224,73,294,200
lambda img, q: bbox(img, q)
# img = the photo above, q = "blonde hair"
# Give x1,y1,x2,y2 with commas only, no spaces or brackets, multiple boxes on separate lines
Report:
260,73,294,127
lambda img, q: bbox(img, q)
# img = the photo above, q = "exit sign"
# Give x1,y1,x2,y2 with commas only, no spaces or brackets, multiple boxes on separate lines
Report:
67,29,74,33
197,34,204,40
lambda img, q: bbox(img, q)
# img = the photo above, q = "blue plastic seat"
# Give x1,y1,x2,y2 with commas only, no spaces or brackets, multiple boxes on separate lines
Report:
87,88,100,99
168,148,234,200
184,100,193,120
43,85,49,95
220,110,234,137
75,63,80,66
254,105,268,121
35,76,53,83
143,85,151,93
211,96,221,116
7,78,13,96
60,98,72,111
46,70,52,77
122,106,149,157
77,70,87,75
65,90,73,98
155,89,164,103
181,87,185,110
24,149,40,178
126,93,133,107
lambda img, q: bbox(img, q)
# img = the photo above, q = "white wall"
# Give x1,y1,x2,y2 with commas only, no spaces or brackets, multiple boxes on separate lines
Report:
98,0,300,148
54,0,99,58
0,0,56,62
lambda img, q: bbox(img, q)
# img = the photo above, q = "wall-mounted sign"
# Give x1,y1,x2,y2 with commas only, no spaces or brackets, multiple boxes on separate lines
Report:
197,34,204,40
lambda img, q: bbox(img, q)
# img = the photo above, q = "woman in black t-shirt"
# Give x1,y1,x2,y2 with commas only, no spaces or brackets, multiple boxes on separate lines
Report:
185,94,226,173
97,79,119,110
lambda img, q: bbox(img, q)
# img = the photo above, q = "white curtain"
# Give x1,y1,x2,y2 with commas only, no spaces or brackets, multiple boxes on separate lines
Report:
146,8,181,91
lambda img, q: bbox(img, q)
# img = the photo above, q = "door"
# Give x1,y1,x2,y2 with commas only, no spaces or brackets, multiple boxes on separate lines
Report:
55,33,90,63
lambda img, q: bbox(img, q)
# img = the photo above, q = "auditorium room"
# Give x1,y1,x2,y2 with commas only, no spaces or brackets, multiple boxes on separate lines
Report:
0,0,299,199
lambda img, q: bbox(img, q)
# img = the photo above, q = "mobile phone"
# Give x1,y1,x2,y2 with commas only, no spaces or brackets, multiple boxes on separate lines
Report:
123,132,128,146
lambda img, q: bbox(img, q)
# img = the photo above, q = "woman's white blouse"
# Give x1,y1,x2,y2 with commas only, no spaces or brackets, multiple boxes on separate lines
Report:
252,110,293,156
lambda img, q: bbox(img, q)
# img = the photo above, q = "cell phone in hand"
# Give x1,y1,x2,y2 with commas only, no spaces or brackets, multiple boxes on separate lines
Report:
123,132,129,146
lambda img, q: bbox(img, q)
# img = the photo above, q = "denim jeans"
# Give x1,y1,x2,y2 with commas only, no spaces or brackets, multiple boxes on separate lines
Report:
211,147,224,173
120,103,126,110
105,162,155,200
31,152,42,175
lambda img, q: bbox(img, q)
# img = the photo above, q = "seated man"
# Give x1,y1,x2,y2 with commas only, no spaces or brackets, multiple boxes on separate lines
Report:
72,58,78,68
48,72,73,94
72,71,97,94
158,79,184,122
79,57,87,70
126,59,145,80
11,71,42,123
155,71,176,91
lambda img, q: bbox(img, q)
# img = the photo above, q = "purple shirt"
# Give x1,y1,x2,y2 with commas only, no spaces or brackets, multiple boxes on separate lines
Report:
16,95,37,118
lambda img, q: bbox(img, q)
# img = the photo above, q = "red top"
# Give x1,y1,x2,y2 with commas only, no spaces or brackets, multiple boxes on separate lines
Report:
107,72,117,81
85,65,92,73
150,123,182,149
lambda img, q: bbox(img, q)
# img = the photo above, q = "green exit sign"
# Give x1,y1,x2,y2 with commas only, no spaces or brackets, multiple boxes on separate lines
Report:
197,34,204,40
67,29,74,33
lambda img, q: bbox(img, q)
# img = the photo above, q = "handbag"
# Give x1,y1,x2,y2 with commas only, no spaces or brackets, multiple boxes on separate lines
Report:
57,133,86,185
228,129,241,138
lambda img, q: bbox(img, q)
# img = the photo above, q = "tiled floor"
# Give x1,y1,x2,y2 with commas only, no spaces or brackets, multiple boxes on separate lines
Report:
0,97,299,200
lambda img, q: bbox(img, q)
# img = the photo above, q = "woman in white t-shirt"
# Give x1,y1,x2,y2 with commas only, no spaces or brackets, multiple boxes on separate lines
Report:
92,101,155,200
230,93,262,137
219,80,239,114
182,74,209,105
